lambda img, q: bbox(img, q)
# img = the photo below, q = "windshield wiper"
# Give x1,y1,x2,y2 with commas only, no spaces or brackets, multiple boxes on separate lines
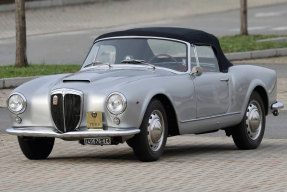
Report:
84,61,111,68
121,59,146,64
121,59,156,70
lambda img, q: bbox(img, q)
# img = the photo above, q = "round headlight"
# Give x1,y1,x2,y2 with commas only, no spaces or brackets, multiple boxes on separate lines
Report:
107,93,127,115
8,93,26,114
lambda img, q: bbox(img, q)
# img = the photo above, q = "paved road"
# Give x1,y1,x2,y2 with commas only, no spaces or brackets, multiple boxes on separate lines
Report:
1,134,287,191
166,2,287,36
0,108,10,134
0,3,287,65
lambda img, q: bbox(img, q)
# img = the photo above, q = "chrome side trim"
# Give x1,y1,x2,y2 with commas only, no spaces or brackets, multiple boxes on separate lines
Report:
50,88,84,133
180,112,241,123
271,102,284,110
6,127,140,138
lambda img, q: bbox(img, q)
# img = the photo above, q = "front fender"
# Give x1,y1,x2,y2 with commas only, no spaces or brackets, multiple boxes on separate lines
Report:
114,88,175,129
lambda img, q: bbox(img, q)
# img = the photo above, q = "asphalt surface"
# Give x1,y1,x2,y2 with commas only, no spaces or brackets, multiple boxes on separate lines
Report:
166,3,287,36
0,3,287,65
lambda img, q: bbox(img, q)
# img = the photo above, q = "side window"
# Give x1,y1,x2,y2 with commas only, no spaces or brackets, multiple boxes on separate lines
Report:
196,46,219,72
147,39,188,72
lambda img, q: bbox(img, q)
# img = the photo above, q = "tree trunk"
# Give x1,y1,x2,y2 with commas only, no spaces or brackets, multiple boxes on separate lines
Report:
240,0,248,35
15,0,28,67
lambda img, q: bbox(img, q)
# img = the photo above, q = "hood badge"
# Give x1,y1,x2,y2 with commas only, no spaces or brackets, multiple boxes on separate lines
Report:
53,95,58,105
91,112,98,118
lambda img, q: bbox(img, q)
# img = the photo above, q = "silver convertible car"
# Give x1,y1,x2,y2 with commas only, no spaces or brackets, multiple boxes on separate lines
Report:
6,27,284,161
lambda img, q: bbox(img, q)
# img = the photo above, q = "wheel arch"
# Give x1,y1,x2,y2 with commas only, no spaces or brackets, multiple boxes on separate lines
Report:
150,94,180,137
253,86,269,115
239,80,269,120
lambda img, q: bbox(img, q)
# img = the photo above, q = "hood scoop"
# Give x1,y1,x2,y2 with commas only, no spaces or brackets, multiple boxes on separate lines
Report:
63,79,90,83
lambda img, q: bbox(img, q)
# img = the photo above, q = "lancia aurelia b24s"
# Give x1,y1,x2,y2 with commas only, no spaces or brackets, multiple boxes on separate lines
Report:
6,28,284,161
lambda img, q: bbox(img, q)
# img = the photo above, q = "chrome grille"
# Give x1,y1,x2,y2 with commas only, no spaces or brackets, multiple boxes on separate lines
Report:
50,89,83,133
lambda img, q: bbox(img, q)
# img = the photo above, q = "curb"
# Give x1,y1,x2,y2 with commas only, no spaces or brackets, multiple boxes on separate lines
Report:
0,76,40,89
225,48,287,61
1,48,287,89
0,0,103,12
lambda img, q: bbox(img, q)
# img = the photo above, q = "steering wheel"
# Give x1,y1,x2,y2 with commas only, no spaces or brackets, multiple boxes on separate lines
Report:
148,54,178,64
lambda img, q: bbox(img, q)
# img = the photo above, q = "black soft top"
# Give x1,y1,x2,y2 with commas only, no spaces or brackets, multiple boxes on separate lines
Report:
95,27,232,72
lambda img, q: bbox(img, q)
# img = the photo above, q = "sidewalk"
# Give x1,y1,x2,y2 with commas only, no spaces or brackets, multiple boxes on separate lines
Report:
1,0,287,39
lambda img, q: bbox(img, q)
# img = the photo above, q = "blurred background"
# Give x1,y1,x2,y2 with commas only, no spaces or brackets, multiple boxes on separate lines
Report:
0,0,287,65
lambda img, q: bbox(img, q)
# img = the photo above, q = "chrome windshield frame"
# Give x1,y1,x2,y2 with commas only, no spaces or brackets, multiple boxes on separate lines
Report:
81,36,192,75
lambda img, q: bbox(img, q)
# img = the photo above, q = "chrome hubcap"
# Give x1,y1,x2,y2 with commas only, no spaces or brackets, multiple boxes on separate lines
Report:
147,110,164,151
246,101,262,140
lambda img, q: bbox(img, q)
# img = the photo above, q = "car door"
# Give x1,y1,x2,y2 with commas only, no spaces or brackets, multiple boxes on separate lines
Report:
193,46,230,118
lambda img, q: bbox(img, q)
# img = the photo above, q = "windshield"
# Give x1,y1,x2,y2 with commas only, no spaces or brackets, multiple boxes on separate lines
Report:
83,38,188,72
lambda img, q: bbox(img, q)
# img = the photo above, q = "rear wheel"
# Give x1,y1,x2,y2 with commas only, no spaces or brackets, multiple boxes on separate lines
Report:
231,92,265,149
128,100,168,162
18,137,55,160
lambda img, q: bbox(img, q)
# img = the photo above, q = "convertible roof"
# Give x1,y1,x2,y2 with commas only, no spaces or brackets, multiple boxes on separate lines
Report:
95,27,233,72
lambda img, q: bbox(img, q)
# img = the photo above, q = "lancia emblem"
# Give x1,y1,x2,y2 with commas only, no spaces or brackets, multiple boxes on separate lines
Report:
91,112,97,118
53,95,58,105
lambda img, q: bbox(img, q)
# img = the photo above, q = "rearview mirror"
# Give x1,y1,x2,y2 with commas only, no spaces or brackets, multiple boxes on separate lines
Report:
191,66,203,76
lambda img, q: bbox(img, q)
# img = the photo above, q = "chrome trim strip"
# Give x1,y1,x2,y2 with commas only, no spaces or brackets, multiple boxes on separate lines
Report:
95,36,189,46
81,64,189,75
180,112,241,123
63,92,66,132
192,44,200,67
271,102,284,110
6,127,140,138
50,88,84,133
84,36,191,74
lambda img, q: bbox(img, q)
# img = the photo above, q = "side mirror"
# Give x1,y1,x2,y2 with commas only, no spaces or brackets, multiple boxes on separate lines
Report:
191,66,203,76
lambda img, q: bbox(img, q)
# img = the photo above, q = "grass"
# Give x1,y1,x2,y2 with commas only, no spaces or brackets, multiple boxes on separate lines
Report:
0,64,81,79
219,34,287,53
0,35,287,79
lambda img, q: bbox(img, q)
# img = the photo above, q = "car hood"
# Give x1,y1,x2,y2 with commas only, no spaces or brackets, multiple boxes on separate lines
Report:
51,68,174,93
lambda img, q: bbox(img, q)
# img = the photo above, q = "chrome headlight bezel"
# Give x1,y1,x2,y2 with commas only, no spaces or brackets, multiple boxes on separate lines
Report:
7,93,27,114
106,92,127,115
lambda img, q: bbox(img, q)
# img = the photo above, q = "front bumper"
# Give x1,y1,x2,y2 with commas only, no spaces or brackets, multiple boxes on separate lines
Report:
6,127,140,139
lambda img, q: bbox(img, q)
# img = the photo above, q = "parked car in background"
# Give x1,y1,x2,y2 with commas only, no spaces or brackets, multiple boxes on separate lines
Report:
6,27,284,161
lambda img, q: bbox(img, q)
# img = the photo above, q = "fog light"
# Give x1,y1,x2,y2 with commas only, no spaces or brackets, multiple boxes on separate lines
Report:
15,116,22,124
113,117,120,125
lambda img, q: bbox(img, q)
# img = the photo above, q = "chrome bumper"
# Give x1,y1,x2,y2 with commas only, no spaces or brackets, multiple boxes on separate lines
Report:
271,101,284,116
6,127,140,139
271,102,284,110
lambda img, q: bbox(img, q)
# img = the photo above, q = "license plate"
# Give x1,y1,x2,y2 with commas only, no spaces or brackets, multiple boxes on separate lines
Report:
87,111,103,129
84,137,111,145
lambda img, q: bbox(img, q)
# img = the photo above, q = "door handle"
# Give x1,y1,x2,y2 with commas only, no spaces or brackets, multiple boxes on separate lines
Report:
220,78,229,82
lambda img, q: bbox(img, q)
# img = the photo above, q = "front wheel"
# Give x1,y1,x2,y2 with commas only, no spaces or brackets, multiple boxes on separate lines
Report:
231,92,266,149
128,100,168,162
18,137,55,160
